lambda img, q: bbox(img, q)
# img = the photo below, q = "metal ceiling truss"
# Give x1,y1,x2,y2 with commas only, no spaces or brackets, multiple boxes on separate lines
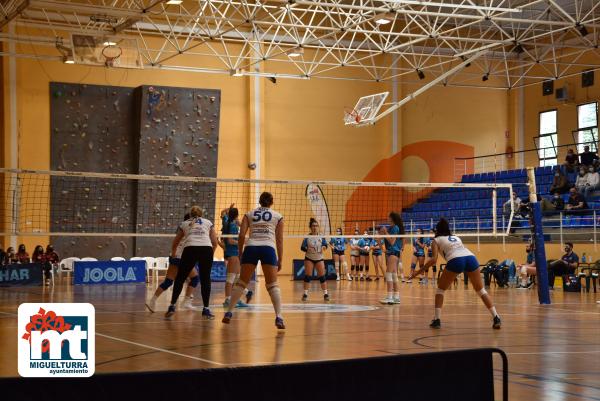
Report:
0,0,599,88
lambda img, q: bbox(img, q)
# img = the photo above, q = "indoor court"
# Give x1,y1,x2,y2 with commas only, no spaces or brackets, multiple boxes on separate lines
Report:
0,1,600,401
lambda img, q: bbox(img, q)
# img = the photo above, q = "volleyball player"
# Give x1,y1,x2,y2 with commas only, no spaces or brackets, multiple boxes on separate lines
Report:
349,230,361,280
146,213,200,313
409,218,501,329
330,228,349,280
410,229,426,283
380,213,404,304
359,230,373,281
220,206,252,308
301,218,330,301
222,192,285,330
166,206,217,319
422,231,435,285
371,230,385,280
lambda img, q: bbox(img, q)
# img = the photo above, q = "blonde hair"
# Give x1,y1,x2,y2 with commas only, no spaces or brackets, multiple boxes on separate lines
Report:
190,205,203,218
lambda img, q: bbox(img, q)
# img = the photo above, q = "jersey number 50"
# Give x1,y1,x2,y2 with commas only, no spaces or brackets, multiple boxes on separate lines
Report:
252,210,273,222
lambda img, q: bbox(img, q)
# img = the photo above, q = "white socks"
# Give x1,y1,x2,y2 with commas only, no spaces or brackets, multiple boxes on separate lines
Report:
434,308,441,320
267,283,282,318
489,306,498,318
228,281,246,312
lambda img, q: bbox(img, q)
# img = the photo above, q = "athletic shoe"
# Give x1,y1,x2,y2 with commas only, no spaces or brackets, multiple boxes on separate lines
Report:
392,297,401,304
346,274,353,281
379,297,394,305
360,276,365,281
421,278,428,285
429,319,441,329
202,307,215,320
366,276,373,281
222,298,231,308
181,297,193,310
145,298,156,313
324,293,330,302
245,290,254,304
222,311,233,324
516,285,527,290
165,305,176,318
596,301,600,304
525,281,535,289
275,317,286,330
235,300,249,308
492,316,501,329
406,280,413,284
302,294,308,302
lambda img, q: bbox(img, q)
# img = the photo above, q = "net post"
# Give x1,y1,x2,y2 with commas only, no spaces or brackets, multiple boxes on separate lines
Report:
559,211,563,245
492,188,497,236
594,210,597,252
527,166,551,304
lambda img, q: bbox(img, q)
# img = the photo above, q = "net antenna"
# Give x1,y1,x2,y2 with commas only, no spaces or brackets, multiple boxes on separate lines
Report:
345,50,487,127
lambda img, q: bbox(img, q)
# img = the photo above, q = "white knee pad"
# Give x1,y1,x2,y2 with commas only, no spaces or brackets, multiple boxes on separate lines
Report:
385,272,393,282
520,266,528,275
226,273,237,284
435,288,445,296
334,261,340,269
391,272,399,283
477,288,488,296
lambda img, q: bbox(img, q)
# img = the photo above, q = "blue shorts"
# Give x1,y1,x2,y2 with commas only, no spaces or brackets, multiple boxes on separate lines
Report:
386,250,400,257
413,252,425,257
169,257,181,267
333,249,345,256
224,247,239,259
241,246,278,266
372,251,382,256
445,255,479,274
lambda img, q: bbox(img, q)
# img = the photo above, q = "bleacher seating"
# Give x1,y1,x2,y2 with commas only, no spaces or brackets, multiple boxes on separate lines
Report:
401,166,599,232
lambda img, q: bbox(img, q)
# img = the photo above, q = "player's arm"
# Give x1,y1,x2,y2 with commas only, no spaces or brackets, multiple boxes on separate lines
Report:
237,215,249,256
209,226,218,253
410,241,438,279
276,219,284,272
321,238,328,251
301,238,308,252
171,229,184,258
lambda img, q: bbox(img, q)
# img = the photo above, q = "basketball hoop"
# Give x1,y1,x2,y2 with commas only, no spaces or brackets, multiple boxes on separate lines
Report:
344,107,362,124
102,45,122,68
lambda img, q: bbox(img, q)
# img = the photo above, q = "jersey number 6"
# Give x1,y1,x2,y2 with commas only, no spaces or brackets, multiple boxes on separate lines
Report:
253,210,273,222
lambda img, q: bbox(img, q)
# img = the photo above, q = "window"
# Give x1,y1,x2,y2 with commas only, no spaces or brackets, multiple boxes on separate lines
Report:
536,110,558,167
577,102,598,153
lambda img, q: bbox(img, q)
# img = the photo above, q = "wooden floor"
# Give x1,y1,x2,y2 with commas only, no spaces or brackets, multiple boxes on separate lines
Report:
1,277,600,401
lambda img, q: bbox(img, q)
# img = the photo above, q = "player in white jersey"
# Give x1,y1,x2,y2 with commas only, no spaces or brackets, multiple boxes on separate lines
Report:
222,192,286,330
409,218,501,329
166,206,218,318
145,214,200,313
349,229,361,280
301,218,330,302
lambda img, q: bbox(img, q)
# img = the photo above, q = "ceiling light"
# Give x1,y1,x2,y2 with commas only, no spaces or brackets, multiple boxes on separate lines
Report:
230,68,244,77
288,47,304,57
166,0,183,4
482,73,489,82
376,18,391,25
63,55,75,64
103,41,117,46
416,69,425,80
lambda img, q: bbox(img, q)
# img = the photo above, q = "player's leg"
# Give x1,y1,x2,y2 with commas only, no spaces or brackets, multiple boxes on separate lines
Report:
429,269,457,328
315,260,329,301
262,263,285,329
223,263,256,322
146,262,178,312
303,259,315,301
223,256,235,306
466,260,501,329
333,253,341,281
365,253,371,281
166,248,196,317
380,254,398,304
359,254,366,280
181,268,199,309
408,254,417,283
418,256,427,284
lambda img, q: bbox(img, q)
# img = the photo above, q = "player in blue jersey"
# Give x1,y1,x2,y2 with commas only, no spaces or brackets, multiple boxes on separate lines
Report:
330,228,349,280
358,230,372,281
380,212,404,304
371,229,385,280
219,205,252,308
301,218,330,302
422,230,435,285
349,229,362,280
409,229,426,284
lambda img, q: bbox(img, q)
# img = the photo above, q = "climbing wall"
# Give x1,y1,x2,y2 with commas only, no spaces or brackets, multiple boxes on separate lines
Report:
49,82,221,259
49,83,138,259
134,85,220,256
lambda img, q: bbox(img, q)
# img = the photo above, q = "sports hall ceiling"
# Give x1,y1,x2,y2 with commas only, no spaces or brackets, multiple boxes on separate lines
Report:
2,0,600,88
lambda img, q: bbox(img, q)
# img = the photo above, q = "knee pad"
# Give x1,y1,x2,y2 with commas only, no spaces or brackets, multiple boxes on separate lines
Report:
359,265,364,271
235,280,248,289
435,288,445,296
159,278,173,290
432,265,437,273
385,272,393,282
266,281,279,290
410,263,416,270
334,262,340,269
189,276,200,288
226,273,237,284
520,266,528,275
319,275,327,283
351,265,355,271
477,288,488,296
391,272,399,283
342,261,348,269
304,275,312,283
365,265,369,271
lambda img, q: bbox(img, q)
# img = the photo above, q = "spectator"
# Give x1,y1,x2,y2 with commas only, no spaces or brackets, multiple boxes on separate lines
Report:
564,148,579,172
5,247,16,264
16,244,30,264
540,192,565,213
547,242,579,290
32,245,48,284
565,187,588,214
517,243,536,288
0,247,5,267
575,166,589,193
550,167,570,194
579,145,599,167
503,191,522,217
44,245,59,285
582,165,600,200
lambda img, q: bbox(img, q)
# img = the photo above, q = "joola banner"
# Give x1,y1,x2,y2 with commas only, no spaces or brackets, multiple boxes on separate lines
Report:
18,303,95,377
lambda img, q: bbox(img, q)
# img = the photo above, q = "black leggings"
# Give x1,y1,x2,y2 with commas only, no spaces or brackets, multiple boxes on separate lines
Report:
171,246,214,307
547,260,575,289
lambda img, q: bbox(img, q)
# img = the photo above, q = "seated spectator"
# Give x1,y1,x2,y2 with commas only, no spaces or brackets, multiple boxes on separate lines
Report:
5,247,16,264
547,242,579,290
564,148,579,172
517,243,536,288
575,166,589,193
579,145,599,167
540,192,565,213
582,165,600,200
44,245,59,285
16,244,30,264
503,191,522,217
565,187,588,214
550,167,571,194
